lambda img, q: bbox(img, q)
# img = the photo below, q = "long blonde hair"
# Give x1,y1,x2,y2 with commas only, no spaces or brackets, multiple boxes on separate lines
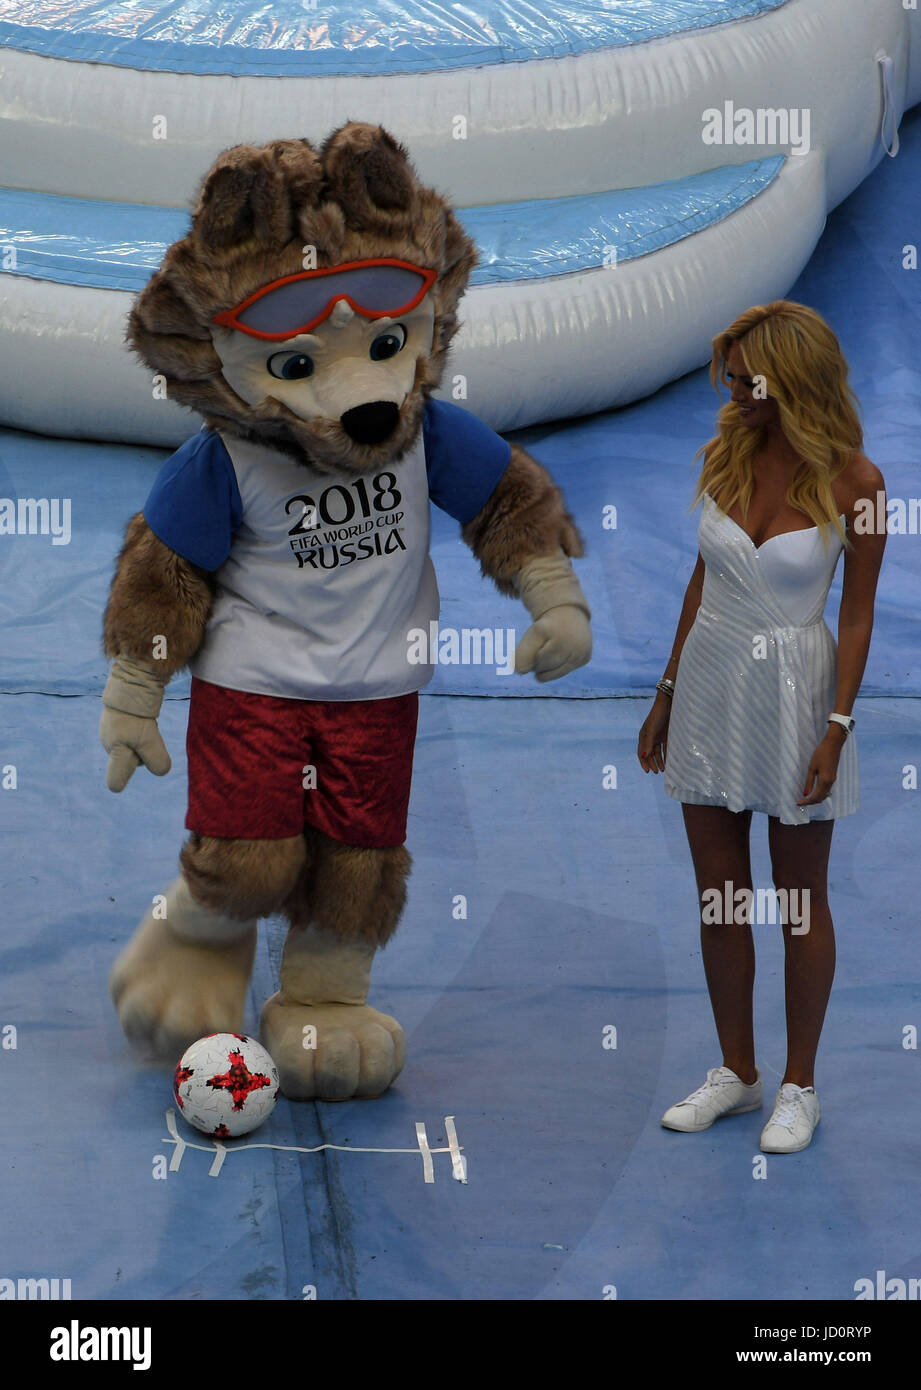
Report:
693,301,862,547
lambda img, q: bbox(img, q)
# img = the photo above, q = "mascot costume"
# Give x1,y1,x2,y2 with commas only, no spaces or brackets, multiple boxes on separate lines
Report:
100,123,592,1101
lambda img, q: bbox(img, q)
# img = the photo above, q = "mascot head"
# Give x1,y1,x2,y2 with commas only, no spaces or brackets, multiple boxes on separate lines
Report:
127,123,477,472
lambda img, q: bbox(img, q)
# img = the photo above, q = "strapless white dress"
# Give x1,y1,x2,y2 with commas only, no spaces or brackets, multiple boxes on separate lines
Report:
664,492,858,825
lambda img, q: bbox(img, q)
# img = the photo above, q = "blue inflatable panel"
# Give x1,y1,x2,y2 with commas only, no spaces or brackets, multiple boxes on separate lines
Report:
0,1,789,76
457,159,785,284
0,158,785,293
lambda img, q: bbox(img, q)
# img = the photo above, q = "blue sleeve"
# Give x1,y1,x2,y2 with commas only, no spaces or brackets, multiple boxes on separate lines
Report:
143,429,243,571
422,398,511,523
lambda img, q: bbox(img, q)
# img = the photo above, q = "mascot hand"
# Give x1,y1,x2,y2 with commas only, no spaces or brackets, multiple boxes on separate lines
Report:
99,654,171,792
515,605,593,682
99,708,171,792
514,551,592,683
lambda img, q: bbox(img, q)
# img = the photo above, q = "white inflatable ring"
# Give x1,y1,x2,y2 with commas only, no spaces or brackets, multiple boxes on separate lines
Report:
0,0,918,439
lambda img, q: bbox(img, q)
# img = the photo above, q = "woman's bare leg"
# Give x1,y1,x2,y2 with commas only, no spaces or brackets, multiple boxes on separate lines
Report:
681,804,757,1084
767,816,836,1089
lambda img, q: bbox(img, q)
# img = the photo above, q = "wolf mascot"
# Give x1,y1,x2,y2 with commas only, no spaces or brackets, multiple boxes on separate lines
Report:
101,123,591,1101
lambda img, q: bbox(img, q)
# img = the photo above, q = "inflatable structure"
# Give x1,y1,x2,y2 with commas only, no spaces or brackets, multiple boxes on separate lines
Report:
1,0,919,442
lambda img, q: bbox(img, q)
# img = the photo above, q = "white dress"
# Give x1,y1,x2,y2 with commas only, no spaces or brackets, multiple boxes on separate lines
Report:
664,492,858,825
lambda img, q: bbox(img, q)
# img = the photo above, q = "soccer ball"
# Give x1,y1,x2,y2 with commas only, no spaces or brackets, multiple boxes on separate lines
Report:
173,1033,280,1137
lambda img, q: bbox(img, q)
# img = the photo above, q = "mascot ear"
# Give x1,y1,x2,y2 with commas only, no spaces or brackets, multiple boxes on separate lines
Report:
129,272,212,340
320,123,416,227
191,142,321,251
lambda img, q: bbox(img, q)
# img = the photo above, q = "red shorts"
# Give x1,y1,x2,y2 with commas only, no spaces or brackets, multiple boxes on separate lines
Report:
185,678,418,848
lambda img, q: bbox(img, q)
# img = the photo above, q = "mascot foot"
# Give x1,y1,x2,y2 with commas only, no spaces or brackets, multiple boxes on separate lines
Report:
260,995,405,1100
261,922,404,1099
109,877,257,1059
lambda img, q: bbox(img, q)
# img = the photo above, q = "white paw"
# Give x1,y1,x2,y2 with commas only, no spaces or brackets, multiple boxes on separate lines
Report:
109,911,256,1059
260,994,406,1100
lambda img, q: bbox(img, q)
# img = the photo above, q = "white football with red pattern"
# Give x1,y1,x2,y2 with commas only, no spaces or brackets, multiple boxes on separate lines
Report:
173,1033,280,1137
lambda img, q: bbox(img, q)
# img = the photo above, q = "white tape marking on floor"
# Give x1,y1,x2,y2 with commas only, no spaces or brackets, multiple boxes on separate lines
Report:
164,1106,187,1172
444,1115,467,1183
161,1109,467,1184
415,1122,435,1184
208,1141,228,1178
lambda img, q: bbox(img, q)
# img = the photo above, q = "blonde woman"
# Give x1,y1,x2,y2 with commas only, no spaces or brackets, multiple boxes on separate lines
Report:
639,301,886,1153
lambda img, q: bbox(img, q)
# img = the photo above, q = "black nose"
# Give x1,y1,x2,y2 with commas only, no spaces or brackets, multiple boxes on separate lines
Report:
340,401,400,445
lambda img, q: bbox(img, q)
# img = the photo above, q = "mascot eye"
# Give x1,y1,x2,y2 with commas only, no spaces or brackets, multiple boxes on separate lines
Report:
369,325,407,361
267,352,315,380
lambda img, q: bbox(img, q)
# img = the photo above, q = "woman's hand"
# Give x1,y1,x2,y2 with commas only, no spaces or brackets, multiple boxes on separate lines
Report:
638,696,671,773
796,727,846,806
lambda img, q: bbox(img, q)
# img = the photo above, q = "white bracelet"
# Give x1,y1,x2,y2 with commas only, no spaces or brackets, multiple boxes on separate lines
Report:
827,713,855,735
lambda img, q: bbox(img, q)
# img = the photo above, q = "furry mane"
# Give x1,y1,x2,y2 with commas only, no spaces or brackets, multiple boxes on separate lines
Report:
126,123,478,459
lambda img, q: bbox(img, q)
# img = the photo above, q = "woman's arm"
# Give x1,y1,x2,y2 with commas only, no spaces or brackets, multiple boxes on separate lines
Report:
827,456,887,736
658,443,712,694
796,456,885,805
659,551,706,694
638,552,705,772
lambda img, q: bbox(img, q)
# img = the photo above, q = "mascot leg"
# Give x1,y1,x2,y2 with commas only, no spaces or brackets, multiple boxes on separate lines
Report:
109,834,305,1058
261,828,410,1100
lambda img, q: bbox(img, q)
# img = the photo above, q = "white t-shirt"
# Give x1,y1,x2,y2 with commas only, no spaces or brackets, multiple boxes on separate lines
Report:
142,399,511,701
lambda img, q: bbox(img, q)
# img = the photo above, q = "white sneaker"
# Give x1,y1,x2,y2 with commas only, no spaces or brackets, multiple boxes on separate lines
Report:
661,1065,762,1132
760,1083,820,1153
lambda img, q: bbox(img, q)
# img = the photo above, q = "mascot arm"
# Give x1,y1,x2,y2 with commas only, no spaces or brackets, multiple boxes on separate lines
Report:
100,513,216,792
460,443,592,683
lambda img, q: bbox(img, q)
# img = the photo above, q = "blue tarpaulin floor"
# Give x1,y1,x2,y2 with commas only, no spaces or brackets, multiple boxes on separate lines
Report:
1,108,919,1300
